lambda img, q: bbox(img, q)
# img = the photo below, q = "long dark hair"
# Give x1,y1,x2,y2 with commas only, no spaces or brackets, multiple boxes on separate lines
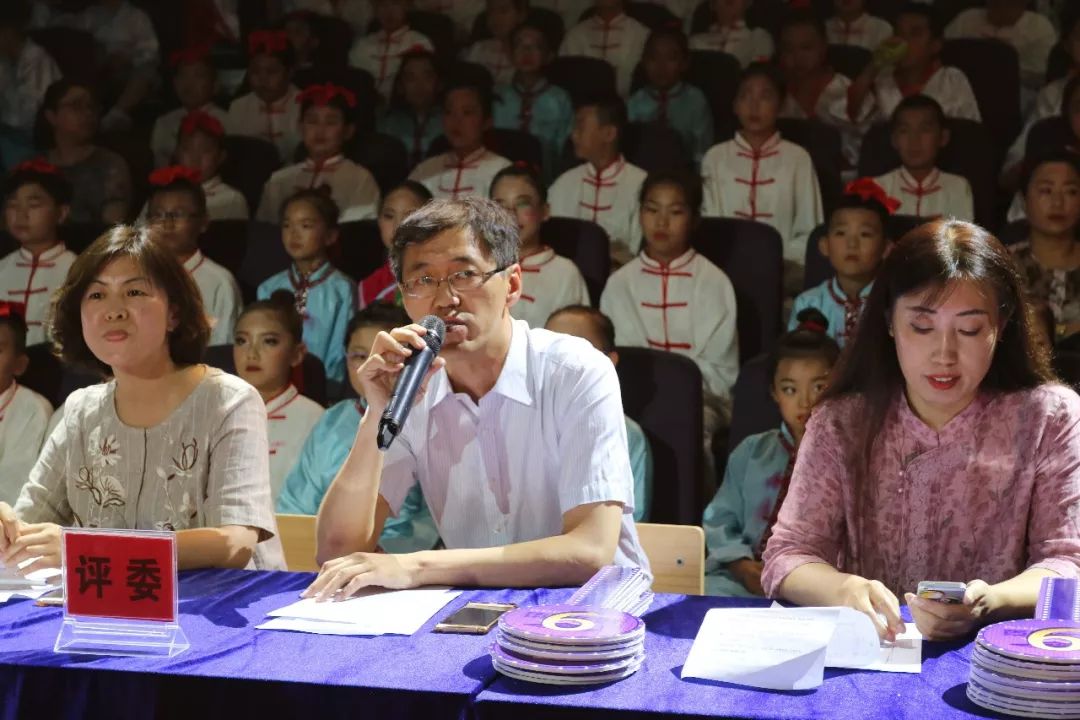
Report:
819,220,1055,537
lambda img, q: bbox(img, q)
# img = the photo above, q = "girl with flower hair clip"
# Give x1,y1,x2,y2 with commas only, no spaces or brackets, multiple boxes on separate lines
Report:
256,82,381,223
789,177,898,346
227,29,302,163
0,225,284,573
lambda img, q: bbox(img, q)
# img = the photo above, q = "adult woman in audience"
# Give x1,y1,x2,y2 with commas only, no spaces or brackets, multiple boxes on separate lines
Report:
36,79,132,225
0,225,282,572
762,219,1080,642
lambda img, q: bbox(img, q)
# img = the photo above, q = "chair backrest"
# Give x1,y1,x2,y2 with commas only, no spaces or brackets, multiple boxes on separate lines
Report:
941,38,1021,155
59,223,107,255
201,220,249,279
276,513,319,572
1047,42,1070,84
348,132,409,196
204,344,328,406
1025,116,1073,161
727,353,781,454
997,219,1029,246
427,129,543,170
687,50,741,140
238,221,291,302
546,56,617,106
22,343,64,408
691,218,783,363
857,120,1000,229
635,522,705,595
540,217,611,306
623,122,692,175
827,44,872,79
775,118,843,215
615,347,704,525
408,11,457,60
471,6,566,48
29,27,100,82
803,214,924,290
221,135,285,211
337,220,386,283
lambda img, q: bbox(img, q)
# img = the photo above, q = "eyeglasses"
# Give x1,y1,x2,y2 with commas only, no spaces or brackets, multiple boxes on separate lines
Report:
399,266,508,299
147,210,203,225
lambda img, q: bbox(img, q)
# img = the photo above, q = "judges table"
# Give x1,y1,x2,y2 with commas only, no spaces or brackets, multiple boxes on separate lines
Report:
0,570,992,720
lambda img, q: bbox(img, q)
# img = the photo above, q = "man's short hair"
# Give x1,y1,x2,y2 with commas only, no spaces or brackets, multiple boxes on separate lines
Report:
576,93,627,144
390,197,520,282
890,94,947,133
547,305,615,354
895,2,944,39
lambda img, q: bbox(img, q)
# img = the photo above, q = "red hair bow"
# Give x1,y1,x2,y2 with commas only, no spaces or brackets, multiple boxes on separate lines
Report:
13,158,59,175
179,110,225,138
149,165,202,186
296,83,357,108
248,30,289,56
798,319,827,334
844,177,901,215
169,44,211,68
0,301,27,319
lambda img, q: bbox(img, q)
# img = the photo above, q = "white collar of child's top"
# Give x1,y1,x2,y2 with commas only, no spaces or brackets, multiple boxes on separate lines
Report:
429,319,533,411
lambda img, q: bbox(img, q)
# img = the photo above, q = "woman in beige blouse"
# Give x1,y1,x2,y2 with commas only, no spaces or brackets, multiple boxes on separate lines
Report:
0,225,281,572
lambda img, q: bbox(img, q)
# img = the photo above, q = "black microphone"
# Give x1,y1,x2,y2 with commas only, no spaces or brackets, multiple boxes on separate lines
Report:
377,315,445,450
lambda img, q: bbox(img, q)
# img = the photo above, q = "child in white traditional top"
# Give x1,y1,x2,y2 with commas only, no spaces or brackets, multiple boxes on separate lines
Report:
0,159,75,346
778,10,869,166
701,63,823,294
360,180,432,309
257,83,381,222
548,94,648,266
408,78,511,200
0,307,52,505
151,46,228,168
464,0,526,87
629,26,714,167
349,0,434,101
234,292,325,501
559,0,649,97
851,3,980,125
258,188,354,398
689,0,773,67
174,110,249,221
826,0,892,51
414,0,482,41
0,1,60,151
532,0,591,32
601,171,739,455
1004,12,1080,180
874,95,974,221
945,0,1057,115
227,30,301,163
789,178,896,346
377,49,444,168
146,168,242,346
0,225,283,572
491,163,588,328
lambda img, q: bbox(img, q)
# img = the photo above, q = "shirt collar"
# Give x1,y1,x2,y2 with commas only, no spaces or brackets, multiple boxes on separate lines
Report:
202,176,222,193
639,247,696,270
488,319,532,406
895,387,990,447
592,12,626,28
303,154,344,171
183,250,206,272
520,246,556,267
18,243,67,263
444,147,486,167
585,154,625,180
734,131,781,154
829,276,874,301
899,166,940,188
779,422,795,448
266,384,300,415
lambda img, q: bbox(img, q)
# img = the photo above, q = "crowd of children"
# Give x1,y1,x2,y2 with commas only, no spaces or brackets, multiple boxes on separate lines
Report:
0,0,1077,599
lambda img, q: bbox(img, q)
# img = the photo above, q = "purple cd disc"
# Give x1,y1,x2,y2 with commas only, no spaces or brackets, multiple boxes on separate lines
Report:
497,634,643,663
494,657,644,686
977,621,1080,664
495,629,644,655
498,605,645,645
490,642,644,675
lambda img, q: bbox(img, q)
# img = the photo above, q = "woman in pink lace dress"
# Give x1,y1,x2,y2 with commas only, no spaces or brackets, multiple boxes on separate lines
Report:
762,219,1080,641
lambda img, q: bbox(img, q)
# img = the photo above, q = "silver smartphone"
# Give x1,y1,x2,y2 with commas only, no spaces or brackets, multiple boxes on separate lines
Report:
916,580,967,604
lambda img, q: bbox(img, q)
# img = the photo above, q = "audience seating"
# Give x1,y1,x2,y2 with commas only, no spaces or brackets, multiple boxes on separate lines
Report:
337,220,386,283
615,347,704,526
691,217,783,363
29,28,100,83
276,513,319,572
997,219,1029,246
540,217,611,306
941,39,1022,156
776,118,844,217
726,353,781,456
60,223,108,255
204,344,329,407
221,135,281,213
803,214,924,291
546,56,617,106
348,132,409,196
427,129,543,170
1025,117,1073,161
238,221,292,303
201,220,249,279
470,6,565,49
635,522,705,594
581,2,677,30
827,44,872,79
623,122,693,175
21,344,100,409
687,50,740,141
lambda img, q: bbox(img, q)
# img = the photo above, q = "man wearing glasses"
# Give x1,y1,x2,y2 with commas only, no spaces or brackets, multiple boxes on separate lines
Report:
306,197,649,598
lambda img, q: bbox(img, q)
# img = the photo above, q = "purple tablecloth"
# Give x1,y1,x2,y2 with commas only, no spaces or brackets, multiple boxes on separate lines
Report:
0,569,534,720
476,593,995,720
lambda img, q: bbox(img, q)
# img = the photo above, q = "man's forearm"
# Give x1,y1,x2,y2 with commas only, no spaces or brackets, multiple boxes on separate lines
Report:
316,413,385,563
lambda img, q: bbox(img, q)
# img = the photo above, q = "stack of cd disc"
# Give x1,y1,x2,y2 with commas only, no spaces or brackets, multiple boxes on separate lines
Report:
492,604,646,685
967,620,1080,718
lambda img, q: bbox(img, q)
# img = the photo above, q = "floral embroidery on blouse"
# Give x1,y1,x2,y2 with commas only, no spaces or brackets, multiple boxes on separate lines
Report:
73,426,126,527
154,437,199,531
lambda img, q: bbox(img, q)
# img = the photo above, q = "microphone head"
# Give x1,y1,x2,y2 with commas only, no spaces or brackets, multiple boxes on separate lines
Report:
419,315,446,354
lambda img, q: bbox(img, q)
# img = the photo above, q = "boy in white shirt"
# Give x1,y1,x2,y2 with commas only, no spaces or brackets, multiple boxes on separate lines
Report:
151,46,228,168
257,83,381,222
0,307,52,505
874,95,975,221
409,79,511,200
0,159,75,346
227,30,301,163
548,94,647,266
688,0,773,67
175,111,249,221
349,0,434,101
146,168,242,345
559,0,649,97
463,0,526,87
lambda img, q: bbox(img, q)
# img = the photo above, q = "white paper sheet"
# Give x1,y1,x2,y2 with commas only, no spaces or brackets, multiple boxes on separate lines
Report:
260,587,461,636
681,608,835,690
0,563,61,602
863,624,924,673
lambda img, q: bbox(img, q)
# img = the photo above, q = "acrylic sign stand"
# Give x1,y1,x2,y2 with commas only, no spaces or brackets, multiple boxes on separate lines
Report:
54,528,189,657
